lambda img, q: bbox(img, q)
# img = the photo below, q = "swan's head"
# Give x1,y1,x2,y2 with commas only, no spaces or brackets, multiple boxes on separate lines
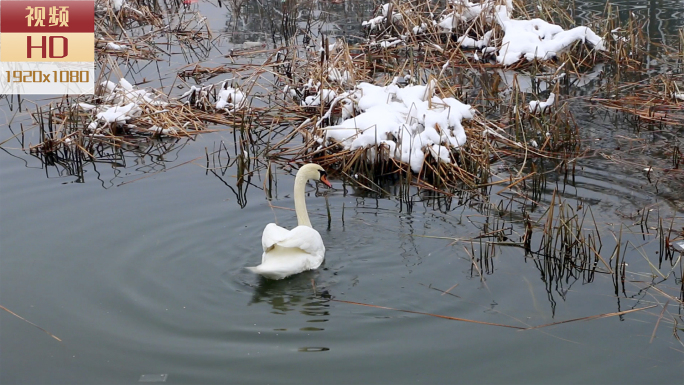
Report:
298,163,332,188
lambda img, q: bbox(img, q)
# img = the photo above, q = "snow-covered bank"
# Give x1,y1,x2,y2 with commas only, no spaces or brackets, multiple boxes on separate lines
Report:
316,80,473,173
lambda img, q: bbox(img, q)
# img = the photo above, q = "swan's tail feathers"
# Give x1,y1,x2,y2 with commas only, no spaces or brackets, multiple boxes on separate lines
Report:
245,265,289,280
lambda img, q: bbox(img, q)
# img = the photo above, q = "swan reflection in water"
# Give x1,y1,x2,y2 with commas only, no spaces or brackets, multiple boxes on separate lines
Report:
248,271,332,319
247,272,333,352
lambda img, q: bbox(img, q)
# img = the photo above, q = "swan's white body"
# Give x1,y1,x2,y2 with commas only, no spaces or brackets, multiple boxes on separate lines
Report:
247,164,331,280
251,224,325,280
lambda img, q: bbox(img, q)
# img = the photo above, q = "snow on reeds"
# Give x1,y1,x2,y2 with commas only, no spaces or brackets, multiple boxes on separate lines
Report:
317,79,472,173
362,0,606,67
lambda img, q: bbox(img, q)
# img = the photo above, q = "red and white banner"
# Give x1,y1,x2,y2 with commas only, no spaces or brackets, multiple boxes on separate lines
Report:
0,0,94,94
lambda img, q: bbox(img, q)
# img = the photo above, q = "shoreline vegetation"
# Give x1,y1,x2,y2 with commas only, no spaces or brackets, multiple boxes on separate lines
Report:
1,0,682,345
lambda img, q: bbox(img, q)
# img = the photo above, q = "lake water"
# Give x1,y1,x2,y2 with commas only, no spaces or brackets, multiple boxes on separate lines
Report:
1,1,682,384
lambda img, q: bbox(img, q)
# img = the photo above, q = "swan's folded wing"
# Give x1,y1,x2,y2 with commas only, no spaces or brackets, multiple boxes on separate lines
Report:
262,223,292,252
274,225,325,256
256,225,326,276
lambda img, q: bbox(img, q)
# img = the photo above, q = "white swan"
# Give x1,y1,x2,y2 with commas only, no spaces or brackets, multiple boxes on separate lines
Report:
247,164,332,280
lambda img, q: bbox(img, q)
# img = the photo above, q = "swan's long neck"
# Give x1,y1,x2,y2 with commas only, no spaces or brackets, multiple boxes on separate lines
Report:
294,172,312,227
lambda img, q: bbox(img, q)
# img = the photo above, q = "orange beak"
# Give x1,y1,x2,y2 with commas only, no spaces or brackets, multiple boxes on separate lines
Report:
320,174,332,188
